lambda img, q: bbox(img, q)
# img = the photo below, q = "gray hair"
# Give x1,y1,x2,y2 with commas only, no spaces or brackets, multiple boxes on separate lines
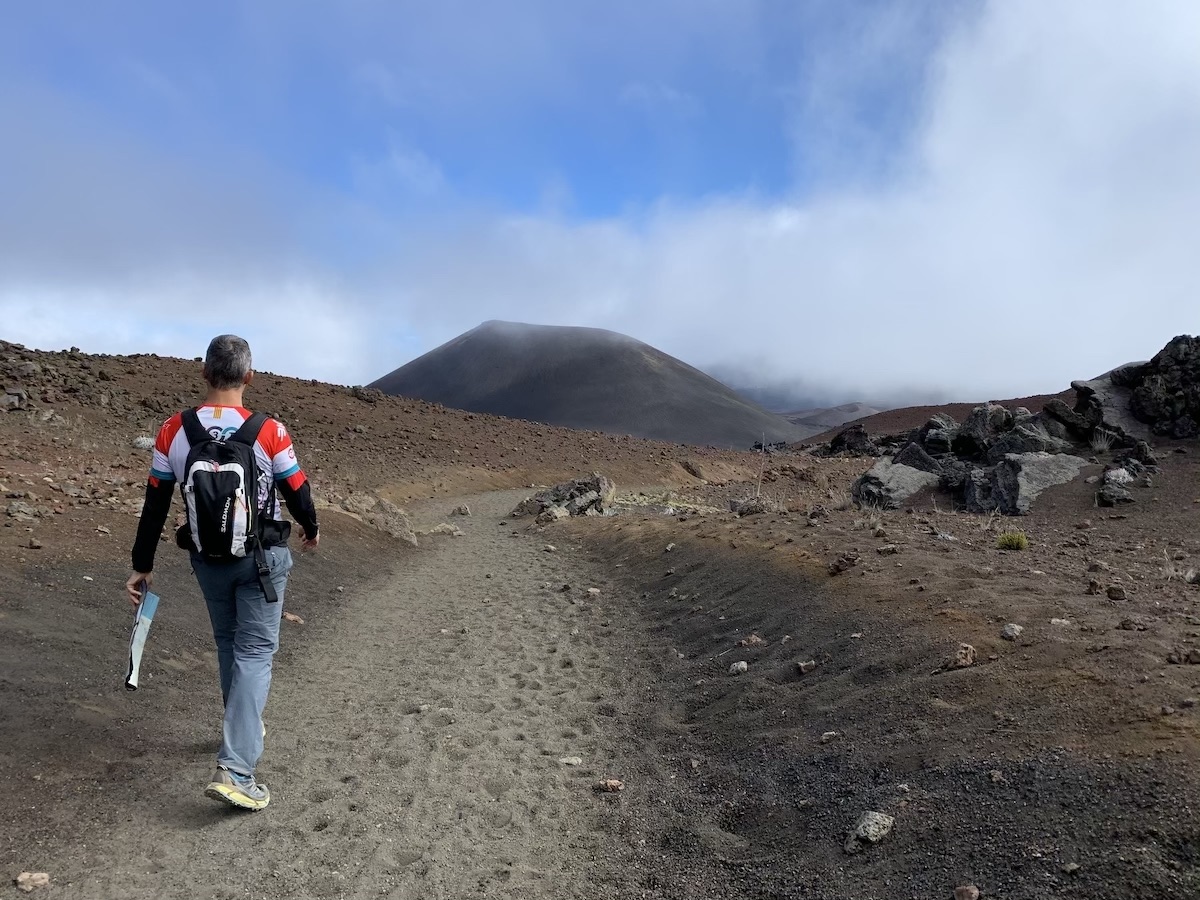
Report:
204,334,252,389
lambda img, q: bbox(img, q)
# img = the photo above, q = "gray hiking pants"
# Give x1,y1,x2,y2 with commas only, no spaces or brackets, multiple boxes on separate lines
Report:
192,546,292,776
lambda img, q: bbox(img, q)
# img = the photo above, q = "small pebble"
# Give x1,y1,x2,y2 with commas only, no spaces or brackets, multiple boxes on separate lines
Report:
728,661,749,675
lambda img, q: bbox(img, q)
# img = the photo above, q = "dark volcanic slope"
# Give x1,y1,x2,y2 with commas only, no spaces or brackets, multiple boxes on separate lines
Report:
371,321,810,448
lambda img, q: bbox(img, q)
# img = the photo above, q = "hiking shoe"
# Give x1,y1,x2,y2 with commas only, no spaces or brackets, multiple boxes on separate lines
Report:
204,767,270,810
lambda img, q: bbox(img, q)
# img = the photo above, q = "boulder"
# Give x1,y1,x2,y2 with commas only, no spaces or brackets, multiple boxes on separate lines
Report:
1125,335,1200,437
851,458,941,510
340,495,418,546
922,428,954,456
952,403,1014,460
1042,398,1100,438
985,423,1072,464
827,424,878,457
1097,483,1135,507
963,467,996,513
510,498,543,517
918,411,959,456
511,472,617,519
938,458,972,493
892,442,943,475
990,452,1089,515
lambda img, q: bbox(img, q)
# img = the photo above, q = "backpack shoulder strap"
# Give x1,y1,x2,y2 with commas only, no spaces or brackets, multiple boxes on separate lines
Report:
229,411,269,447
180,408,211,446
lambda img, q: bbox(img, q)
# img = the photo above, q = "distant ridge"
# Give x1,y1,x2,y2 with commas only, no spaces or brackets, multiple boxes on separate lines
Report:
783,402,883,430
370,321,811,448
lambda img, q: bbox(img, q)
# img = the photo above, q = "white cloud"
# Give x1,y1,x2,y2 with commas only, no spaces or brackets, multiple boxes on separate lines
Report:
365,0,1200,401
3,1,1199,407
0,279,381,386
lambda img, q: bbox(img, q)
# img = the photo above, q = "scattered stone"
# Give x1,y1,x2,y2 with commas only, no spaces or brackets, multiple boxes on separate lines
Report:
1181,698,1197,708
1161,706,1176,716
796,659,818,675
820,731,839,744
587,587,601,596
282,611,305,624
15,872,50,893
6,500,36,520
844,811,895,854
450,504,471,517
594,779,625,793
989,769,1007,784
96,525,111,535
728,661,749,675
828,553,860,576
665,542,675,552
131,436,155,451
737,633,766,647
728,496,783,516
1050,618,1072,627
1062,862,1082,876
876,543,899,555
422,523,464,538
27,538,42,550
558,756,583,766
1086,579,1103,595
1001,623,1024,641
953,644,977,668
1107,585,1127,601
543,544,557,552
954,886,981,900
1087,560,1112,573
1118,617,1149,632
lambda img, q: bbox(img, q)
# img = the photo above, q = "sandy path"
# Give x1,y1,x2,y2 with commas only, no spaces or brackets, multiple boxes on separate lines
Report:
27,491,635,900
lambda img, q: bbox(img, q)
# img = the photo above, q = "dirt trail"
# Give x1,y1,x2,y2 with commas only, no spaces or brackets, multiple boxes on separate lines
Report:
4,491,645,900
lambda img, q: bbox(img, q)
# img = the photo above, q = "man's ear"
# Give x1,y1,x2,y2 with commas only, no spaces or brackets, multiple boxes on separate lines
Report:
244,370,254,386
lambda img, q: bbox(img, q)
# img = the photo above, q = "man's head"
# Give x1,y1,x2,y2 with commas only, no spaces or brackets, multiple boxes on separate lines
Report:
203,334,253,390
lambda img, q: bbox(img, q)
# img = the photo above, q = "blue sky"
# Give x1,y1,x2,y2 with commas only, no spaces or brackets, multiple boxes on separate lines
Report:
2,2,1198,404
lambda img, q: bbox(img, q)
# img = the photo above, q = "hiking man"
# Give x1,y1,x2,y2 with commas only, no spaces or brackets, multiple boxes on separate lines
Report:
125,334,319,810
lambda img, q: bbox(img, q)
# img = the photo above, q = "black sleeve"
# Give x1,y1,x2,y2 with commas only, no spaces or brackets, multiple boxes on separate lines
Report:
277,479,319,540
131,480,175,573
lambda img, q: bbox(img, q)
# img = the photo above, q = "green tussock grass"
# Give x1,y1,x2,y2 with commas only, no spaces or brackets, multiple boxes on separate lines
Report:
996,530,1029,551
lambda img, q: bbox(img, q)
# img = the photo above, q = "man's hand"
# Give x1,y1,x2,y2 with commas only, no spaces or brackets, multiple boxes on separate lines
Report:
125,572,152,607
302,532,320,552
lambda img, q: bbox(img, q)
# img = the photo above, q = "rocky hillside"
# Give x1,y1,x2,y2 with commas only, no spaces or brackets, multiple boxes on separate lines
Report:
369,320,809,449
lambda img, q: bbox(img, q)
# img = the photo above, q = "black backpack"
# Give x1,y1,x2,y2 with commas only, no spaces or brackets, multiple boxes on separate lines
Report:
174,409,285,602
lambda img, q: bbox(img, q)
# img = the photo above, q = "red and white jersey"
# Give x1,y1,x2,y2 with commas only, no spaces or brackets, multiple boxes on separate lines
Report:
149,405,307,518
